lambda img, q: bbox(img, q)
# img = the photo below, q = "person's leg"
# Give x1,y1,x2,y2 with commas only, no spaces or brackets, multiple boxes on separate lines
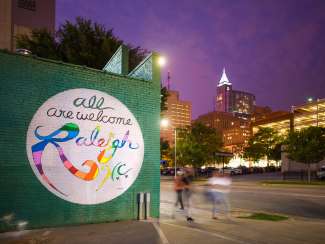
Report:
173,190,183,218
223,193,231,218
176,190,184,209
175,190,179,207
218,193,230,218
212,192,219,219
185,190,194,221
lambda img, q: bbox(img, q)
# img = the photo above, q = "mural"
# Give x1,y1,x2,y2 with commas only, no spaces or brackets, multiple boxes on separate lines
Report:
26,89,144,205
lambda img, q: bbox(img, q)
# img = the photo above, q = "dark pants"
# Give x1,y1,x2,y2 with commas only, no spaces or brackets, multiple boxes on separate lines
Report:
175,190,184,209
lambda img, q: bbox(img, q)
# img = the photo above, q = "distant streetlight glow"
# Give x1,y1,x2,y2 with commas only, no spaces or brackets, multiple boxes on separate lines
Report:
158,56,166,67
160,118,169,127
307,97,313,103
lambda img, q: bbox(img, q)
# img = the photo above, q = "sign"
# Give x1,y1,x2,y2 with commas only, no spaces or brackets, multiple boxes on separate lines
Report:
26,89,144,205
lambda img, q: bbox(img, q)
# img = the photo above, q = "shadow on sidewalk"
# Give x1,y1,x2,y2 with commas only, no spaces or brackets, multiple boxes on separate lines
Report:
0,221,162,244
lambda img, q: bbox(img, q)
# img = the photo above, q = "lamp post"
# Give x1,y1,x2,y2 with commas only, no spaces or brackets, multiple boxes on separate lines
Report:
174,127,177,178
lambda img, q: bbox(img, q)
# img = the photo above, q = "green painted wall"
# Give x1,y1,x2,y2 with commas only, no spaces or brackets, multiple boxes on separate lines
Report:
0,51,161,232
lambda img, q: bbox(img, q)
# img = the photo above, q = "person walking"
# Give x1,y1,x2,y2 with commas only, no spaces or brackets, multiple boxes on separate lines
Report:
183,167,194,222
207,170,232,219
174,171,185,213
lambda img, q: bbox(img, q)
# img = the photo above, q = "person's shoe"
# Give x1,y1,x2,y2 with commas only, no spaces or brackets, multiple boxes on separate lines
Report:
212,216,218,220
180,207,184,210
187,217,194,222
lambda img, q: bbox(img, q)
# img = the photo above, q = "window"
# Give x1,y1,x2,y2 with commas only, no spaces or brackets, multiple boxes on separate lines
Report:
18,0,36,11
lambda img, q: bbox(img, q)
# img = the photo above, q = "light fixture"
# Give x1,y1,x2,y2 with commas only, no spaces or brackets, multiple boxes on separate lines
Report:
160,118,169,128
157,56,166,67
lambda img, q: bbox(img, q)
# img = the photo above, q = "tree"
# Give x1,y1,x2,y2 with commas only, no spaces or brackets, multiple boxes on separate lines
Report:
174,123,223,168
16,17,168,111
269,142,282,162
285,126,325,183
243,142,265,163
16,28,60,60
243,127,283,164
16,17,145,71
160,86,169,112
160,138,171,165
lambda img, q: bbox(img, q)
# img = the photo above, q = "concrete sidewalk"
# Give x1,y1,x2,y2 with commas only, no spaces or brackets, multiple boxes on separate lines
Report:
0,221,161,244
1,206,324,244
159,201,325,244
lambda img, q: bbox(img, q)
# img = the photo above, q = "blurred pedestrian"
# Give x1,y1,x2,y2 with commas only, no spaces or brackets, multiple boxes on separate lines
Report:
183,167,194,222
207,170,232,219
174,170,185,212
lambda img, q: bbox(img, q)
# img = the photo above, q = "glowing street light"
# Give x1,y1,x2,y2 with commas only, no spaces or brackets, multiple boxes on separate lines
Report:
160,118,169,128
157,56,167,67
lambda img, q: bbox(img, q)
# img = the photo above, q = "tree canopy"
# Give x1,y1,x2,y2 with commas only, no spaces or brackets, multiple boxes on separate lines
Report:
244,127,283,163
174,122,223,168
16,17,168,111
285,126,325,182
16,17,146,71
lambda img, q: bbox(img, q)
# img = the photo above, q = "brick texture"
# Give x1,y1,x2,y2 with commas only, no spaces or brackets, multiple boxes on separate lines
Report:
0,51,161,232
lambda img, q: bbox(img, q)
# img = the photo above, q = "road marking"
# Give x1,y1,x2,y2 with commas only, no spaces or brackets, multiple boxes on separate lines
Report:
162,222,250,244
161,186,325,199
229,190,325,198
152,221,170,244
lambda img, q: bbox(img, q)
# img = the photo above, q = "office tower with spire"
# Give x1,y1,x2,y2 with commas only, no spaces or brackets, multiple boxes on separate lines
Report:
216,68,255,119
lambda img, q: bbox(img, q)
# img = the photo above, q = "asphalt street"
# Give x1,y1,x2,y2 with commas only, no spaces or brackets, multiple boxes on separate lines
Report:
160,174,325,220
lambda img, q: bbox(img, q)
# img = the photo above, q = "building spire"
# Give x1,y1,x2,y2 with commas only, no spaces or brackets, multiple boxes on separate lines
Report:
218,67,232,87
167,71,171,90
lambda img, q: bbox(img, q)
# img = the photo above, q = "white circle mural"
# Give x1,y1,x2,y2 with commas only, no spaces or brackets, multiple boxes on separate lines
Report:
26,88,144,205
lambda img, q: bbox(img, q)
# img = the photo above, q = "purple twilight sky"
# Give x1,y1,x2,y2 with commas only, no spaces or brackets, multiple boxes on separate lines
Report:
56,0,325,119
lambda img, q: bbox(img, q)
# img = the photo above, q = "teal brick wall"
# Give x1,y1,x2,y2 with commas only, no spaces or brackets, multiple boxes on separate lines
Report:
0,51,161,232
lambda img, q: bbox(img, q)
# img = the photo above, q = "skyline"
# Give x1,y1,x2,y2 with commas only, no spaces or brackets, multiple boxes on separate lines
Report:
57,0,325,119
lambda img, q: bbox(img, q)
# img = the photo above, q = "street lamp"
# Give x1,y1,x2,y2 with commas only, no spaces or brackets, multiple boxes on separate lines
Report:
157,56,167,67
160,118,169,127
174,127,177,178
160,118,177,177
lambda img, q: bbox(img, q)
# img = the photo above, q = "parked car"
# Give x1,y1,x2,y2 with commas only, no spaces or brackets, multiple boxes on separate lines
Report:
196,167,217,177
219,167,241,175
160,167,177,176
237,166,249,174
316,166,325,180
233,167,243,175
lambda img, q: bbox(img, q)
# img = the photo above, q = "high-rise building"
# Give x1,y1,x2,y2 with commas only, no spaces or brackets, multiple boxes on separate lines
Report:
0,0,55,51
216,68,255,119
161,90,192,146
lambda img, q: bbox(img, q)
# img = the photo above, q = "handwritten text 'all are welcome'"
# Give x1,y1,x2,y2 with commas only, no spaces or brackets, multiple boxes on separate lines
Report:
46,95,133,126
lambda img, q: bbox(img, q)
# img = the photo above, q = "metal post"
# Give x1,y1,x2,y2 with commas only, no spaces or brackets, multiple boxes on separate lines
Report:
145,192,150,219
137,192,144,220
174,128,177,178
222,156,225,175
316,99,319,127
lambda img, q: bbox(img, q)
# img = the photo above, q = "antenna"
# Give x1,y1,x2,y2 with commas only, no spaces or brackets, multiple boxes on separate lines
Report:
167,71,171,90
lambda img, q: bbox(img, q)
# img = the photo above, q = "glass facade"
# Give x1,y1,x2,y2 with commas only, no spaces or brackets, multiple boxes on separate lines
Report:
252,98,325,134
293,99,325,130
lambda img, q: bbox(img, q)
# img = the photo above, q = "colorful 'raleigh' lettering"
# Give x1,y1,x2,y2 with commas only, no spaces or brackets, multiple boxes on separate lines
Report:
32,123,99,195
31,123,137,195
